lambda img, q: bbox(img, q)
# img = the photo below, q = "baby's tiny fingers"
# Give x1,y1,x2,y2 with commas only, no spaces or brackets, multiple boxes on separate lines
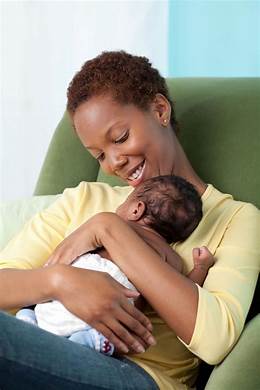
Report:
200,246,209,253
192,247,200,258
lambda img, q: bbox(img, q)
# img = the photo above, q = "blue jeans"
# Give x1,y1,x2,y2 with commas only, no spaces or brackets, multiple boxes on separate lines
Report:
16,308,115,355
0,311,159,389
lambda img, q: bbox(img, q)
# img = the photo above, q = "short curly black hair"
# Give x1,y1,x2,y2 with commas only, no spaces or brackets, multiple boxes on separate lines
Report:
67,50,179,134
133,175,202,244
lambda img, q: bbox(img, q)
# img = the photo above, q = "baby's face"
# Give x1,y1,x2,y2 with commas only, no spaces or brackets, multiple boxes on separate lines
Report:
116,191,137,221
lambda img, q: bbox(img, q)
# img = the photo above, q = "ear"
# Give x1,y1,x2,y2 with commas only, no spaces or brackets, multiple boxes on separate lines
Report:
151,93,171,126
127,201,146,221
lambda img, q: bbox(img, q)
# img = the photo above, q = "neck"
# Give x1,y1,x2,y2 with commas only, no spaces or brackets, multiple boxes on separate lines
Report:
172,134,207,197
127,220,167,242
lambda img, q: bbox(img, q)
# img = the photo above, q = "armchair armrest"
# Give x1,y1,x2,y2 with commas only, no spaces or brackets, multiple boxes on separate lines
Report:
0,195,59,250
205,314,260,389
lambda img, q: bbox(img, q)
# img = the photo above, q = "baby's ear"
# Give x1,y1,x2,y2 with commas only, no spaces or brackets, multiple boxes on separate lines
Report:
128,201,146,221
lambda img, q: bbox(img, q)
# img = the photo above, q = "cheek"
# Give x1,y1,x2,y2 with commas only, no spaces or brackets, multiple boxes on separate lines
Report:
116,206,125,219
128,133,151,155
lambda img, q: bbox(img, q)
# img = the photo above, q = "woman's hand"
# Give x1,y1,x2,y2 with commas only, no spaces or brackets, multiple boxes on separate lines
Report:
50,264,155,354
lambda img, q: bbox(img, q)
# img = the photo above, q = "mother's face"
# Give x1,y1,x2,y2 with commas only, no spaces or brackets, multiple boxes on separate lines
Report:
73,94,176,187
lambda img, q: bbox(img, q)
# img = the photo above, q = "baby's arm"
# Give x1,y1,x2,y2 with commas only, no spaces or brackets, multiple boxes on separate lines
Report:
188,246,215,286
163,245,183,273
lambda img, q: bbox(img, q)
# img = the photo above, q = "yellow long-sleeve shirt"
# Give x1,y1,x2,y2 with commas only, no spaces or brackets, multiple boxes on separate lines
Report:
1,182,260,389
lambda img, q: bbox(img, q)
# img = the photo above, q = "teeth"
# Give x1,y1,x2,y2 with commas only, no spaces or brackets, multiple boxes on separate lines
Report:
128,162,144,181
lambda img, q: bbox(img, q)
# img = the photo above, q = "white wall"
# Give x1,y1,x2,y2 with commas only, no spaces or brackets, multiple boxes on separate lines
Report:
0,1,169,201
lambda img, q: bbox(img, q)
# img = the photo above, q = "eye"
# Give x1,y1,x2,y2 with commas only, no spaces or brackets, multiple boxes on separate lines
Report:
96,152,105,162
115,129,129,144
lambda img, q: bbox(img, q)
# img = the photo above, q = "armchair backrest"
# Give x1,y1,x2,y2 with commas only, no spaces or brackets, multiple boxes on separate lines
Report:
34,78,260,209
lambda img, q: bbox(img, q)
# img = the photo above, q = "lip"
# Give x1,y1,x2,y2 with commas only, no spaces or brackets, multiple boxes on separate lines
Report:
125,160,146,187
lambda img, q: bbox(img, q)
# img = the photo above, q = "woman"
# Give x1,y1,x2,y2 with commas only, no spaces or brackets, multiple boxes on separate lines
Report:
0,51,259,390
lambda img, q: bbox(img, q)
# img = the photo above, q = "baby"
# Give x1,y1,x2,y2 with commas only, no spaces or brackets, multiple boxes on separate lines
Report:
16,175,214,355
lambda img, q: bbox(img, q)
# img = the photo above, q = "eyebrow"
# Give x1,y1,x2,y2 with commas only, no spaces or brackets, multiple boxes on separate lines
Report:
85,121,125,149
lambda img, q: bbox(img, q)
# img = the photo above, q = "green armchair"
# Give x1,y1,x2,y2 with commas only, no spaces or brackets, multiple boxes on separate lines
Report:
18,78,260,388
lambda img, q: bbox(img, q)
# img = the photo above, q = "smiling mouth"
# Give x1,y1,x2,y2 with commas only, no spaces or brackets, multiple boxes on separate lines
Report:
127,161,145,183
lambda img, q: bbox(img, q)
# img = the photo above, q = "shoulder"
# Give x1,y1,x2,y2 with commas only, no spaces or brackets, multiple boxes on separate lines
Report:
206,190,260,263
78,181,132,198
175,185,260,271
224,201,260,247
202,184,259,220
62,181,133,210
64,181,132,197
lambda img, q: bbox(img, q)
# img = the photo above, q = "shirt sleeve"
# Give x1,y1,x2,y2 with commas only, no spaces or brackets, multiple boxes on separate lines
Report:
179,203,260,365
0,182,87,270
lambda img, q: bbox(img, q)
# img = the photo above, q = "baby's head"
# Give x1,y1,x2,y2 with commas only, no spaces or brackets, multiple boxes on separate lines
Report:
116,175,202,243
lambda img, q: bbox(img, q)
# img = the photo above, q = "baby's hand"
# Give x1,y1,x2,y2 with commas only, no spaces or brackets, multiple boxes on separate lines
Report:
192,246,215,271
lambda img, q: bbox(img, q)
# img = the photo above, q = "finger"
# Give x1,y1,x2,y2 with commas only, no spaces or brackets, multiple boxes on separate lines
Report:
44,255,56,267
99,317,146,354
120,301,155,345
192,247,200,259
129,333,149,351
201,247,214,259
45,253,62,267
45,248,75,267
93,322,130,354
120,288,153,331
123,287,140,299
113,334,149,356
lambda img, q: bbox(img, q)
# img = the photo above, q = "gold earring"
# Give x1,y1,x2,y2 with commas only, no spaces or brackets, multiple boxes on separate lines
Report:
163,119,167,125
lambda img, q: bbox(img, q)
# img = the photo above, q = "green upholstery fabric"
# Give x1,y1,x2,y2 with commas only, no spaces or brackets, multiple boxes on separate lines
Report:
170,78,260,207
34,112,100,195
34,110,124,194
34,78,260,210
0,195,59,250
33,78,260,388
205,315,260,390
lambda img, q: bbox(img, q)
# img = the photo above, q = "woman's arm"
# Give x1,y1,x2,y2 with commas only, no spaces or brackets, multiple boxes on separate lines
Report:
97,208,260,361
47,212,199,344
43,203,260,363
0,267,54,310
0,183,154,353
0,265,154,353
97,213,199,344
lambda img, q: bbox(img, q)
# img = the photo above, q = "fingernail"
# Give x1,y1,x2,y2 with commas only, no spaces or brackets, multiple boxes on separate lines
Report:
147,336,156,346
147,323,153,331
135,345,145,353
122,345,129,353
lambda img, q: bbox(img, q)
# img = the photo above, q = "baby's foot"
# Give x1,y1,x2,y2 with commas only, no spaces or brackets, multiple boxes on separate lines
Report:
192,246,215,271
16,308,37,326
99,335,114,356
86,328,114,356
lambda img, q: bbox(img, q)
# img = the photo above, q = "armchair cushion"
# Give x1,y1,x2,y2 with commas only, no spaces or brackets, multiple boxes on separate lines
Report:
0,195,59,250
205,314,260,389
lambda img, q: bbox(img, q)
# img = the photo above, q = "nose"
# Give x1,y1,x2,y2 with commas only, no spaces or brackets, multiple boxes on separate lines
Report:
106,153,128,175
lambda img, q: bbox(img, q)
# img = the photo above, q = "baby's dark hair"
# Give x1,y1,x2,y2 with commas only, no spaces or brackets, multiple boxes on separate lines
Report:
134,175,202,244
67,50,179,135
